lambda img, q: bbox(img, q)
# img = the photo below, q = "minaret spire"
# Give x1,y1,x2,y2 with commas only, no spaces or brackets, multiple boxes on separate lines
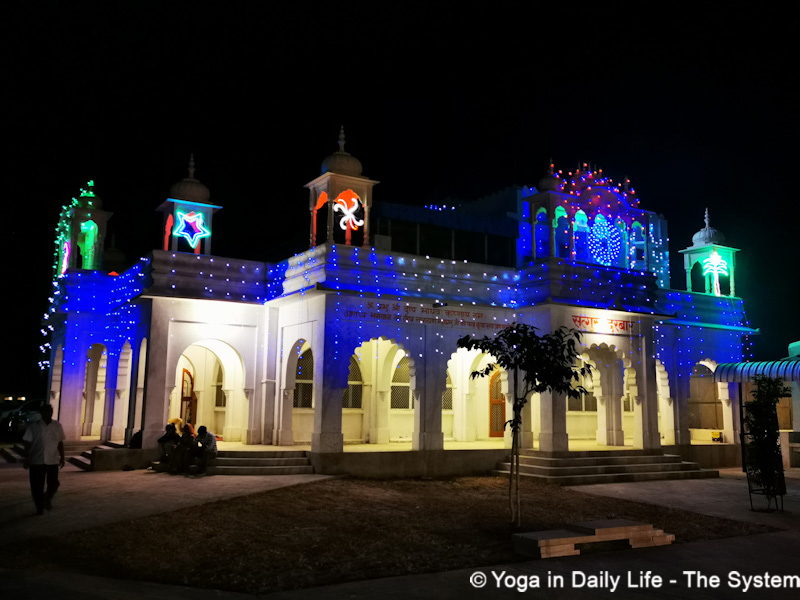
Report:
704,207,710,229
338,126,346,153
188,154,196,180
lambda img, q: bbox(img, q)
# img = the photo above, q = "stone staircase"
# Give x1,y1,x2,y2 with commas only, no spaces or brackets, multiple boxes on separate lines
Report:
493,449,718,485
152,450,314,476
0,440,122,470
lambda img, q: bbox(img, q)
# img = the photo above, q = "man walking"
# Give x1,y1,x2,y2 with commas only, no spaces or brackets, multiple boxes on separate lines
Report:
22,404,65,515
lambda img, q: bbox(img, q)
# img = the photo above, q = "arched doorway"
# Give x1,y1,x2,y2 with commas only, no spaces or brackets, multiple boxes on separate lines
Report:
169,339,247,441
109,340,133,441
447,347,509,443
489,371,505,437
82,343,107,437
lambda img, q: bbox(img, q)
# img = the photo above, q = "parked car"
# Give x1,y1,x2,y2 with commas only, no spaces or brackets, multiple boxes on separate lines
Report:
0,399,46,441
0,399,25,422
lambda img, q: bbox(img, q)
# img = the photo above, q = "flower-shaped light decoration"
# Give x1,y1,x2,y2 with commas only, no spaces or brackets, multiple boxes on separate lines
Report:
333,189,364,231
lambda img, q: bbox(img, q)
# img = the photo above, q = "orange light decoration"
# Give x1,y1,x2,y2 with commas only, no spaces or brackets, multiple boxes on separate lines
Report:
164,214,174,251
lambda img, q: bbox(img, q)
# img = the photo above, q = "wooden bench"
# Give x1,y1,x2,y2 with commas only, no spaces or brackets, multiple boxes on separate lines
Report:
513,519,675,559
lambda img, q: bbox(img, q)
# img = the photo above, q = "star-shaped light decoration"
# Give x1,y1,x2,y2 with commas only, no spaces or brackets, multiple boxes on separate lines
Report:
173,210,211,248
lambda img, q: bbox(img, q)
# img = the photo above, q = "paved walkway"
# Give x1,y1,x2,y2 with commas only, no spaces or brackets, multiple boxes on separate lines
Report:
1,462,799,599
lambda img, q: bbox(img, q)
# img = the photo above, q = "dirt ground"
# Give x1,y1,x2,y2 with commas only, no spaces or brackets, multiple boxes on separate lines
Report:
14,476,776,594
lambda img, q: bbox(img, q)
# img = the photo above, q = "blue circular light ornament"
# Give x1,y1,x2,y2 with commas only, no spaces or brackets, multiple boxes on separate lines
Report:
589,216,622,266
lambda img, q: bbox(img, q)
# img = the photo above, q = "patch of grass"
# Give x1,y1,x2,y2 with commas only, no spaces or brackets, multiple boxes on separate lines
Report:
15,477,776,593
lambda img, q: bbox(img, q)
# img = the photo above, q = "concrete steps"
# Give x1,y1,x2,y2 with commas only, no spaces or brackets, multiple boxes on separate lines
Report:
1,440,119,471
494,450,718,485
151,449,314,476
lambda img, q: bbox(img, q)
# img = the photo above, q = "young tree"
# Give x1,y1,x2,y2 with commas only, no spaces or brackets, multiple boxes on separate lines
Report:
457,323,590,527
743,375,790,509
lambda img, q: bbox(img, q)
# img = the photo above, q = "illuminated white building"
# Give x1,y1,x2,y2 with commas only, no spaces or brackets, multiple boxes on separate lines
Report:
43,132,767,471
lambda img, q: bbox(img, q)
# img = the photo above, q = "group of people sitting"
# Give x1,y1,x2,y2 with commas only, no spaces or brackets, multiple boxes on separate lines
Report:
157,419,218,475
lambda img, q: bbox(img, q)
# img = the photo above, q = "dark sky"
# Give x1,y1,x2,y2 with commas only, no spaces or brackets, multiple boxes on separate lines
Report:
2,3,798,394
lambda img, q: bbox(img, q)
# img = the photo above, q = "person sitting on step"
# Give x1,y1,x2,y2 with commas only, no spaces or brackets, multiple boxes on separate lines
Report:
192,426,218,475
170,425,196,474
156,423,180,463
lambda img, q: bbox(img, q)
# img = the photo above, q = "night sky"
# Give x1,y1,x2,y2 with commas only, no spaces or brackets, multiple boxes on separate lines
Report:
3,3,797,395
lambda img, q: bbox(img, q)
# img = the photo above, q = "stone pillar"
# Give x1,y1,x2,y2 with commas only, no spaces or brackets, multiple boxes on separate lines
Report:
412,350,445,451
659,397,676,445
312,385,344,452
222,387,244,442
108,390,127,441
518,395,534,449
141,303,173,450
639,359,661,451
275,388,294,446
58,344,87,441
243,387,260,445
82,348,101,436
596,395,624,446
539,389,569,452
100,353,120,441
370,389,390,444
718,382,736,444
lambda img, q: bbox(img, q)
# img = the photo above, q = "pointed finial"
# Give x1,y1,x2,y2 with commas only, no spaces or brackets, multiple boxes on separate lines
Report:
704,207,710,229
548,158,554,175
623,176,629,192
188,154,196,179
338,126,346,153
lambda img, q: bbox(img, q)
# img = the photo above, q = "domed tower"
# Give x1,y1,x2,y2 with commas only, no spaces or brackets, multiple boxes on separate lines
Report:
156,155,221,254
305,127,379,248
679,208,739,296
54,180,112,274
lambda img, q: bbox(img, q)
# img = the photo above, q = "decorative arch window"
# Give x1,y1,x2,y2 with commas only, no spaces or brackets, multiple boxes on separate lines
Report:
77,220,98,269
568,367,597,411
293,349,314,409
534,208,550,259
489,370,505,437
213,362,226,408
615,218,628,268
342,355,363,409
630,220,646,268
573,210,589,262
390,355,414,410
553,206,570,259
688,364,722,429
442,370,453,410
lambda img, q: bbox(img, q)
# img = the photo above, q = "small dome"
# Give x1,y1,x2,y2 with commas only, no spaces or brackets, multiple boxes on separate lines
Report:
321,126,363,177
692,208,725,247
537,160,560,192
169,155,211,204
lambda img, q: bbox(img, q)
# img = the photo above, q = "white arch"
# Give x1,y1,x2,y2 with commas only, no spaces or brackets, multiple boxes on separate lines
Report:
109,340,133,441
446,347,510,443
347,336,416,444
170,338,247,441
655,358,676,445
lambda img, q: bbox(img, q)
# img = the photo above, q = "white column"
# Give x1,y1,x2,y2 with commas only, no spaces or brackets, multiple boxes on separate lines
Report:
718,382,735,443
275,388,294,446
370,389,390,444
412,350,444,451
539,389,569,452
312,385,344,452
